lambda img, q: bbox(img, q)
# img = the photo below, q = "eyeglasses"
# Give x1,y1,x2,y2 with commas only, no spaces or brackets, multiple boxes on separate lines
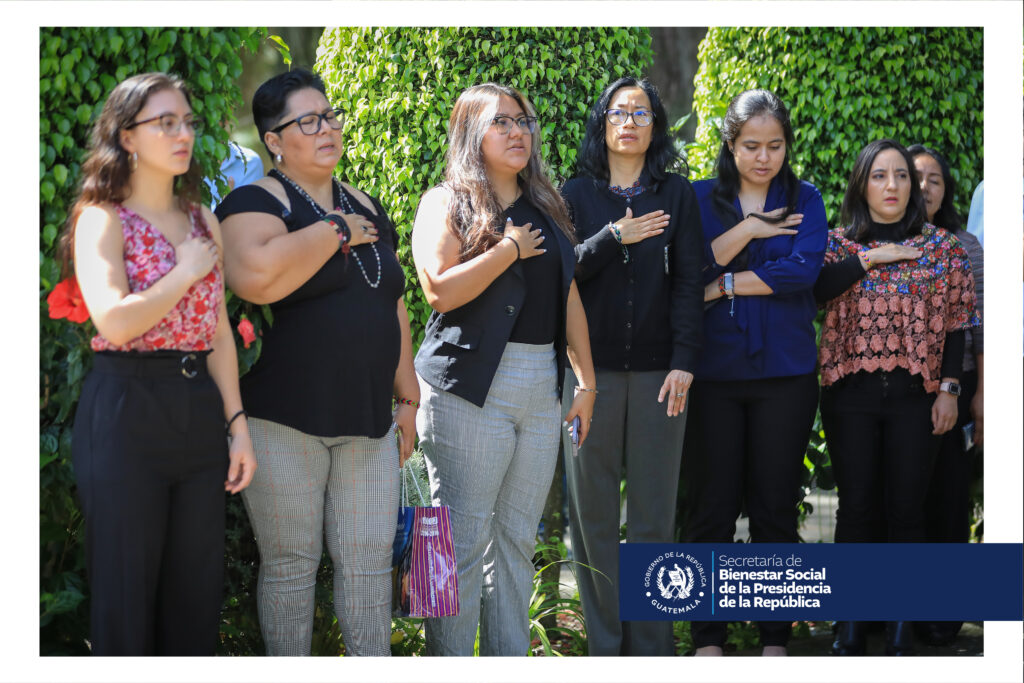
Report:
605,109,654,127
491,115,538,136
125,113,202,136
271,107,345,135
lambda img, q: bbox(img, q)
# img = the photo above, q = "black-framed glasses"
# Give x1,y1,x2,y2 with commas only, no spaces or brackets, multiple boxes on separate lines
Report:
605,109,654,127
125,113,202,136
271,107,345,135
491,115,537,136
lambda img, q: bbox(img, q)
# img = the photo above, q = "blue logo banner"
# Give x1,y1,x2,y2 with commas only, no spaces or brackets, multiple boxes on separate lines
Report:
619,543,1023,621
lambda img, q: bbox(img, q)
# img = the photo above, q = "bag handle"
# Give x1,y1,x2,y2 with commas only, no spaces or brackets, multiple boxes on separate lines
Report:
400,459,426,507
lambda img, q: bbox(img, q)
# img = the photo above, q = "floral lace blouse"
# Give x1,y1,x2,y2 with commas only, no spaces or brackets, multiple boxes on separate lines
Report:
818,224,979,393
91,204,222,352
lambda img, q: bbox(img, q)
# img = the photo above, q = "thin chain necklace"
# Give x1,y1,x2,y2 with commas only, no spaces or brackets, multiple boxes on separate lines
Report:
271,169,381,289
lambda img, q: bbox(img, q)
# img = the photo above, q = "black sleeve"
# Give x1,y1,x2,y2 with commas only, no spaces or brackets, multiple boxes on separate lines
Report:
214,183,287,222
814,255,867,303
563,180,622,282
940,329,966,380
669,177,704,373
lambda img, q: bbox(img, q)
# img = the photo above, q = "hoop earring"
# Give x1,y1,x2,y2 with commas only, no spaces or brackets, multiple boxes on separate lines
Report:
130,152,138,171
275,153,282,165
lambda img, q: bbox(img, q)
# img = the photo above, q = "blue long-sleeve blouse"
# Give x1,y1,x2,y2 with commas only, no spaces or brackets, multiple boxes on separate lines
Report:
693,177,827,381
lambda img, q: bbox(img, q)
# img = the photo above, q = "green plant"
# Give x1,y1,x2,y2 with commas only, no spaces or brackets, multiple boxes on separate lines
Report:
39,27,276,655
315,27,653,348
528,543,589,656
689,27,983,225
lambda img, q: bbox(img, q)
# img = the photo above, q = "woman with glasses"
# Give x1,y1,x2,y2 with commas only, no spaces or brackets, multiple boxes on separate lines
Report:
216,69,417,656
58,72,256,654
560,76,703,656
817,140,978,656
686,89,826,656
411,83,596,656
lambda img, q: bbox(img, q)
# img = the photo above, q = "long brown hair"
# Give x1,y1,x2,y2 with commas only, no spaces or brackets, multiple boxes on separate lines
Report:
57,72,203,276
444,83,574,261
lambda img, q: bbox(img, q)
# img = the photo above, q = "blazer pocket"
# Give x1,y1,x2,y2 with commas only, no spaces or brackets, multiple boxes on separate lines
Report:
435,322,482,350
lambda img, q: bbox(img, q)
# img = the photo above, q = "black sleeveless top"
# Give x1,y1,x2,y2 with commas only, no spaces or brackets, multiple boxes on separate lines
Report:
505,199,560,345
215,179,405,438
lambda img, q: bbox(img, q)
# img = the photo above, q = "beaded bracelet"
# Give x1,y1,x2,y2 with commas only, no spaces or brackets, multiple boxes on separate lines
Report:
395,397,420,408
607,221,623,243
324,213,351,254
225,409,248,436
574,386,599,395
717,274,728,297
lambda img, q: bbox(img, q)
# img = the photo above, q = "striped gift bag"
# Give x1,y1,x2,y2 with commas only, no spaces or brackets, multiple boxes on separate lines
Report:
392,506,459,617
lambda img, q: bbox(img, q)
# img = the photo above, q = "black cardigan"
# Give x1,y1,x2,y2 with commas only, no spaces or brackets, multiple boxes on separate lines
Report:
562,172,703,373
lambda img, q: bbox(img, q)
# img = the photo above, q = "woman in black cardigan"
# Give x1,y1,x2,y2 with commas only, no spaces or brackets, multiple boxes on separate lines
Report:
561,76,704,656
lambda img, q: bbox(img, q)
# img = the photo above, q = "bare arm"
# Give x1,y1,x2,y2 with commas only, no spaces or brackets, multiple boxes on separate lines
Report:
202,209,256,493
392,297,420,466
220,179,378,305
411,187,543,313
74,204,218,346
564,280,597,446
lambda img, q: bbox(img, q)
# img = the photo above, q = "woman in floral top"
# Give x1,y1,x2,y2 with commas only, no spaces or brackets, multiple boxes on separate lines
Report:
58,73,256,654
815,139,978,656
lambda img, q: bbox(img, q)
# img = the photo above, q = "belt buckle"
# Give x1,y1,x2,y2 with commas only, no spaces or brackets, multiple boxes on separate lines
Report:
181,353,198,379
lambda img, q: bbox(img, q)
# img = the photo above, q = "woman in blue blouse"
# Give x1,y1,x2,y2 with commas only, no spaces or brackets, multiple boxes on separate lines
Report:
684,89,827,656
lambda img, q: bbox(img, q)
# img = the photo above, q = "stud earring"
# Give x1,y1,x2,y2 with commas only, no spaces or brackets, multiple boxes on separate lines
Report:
275,153,282,164
130,152,138,171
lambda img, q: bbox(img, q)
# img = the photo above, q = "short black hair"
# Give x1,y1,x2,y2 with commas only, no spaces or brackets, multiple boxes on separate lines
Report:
907,143,962,233
253,68,328,155
840,139,927,243
576,76,683,182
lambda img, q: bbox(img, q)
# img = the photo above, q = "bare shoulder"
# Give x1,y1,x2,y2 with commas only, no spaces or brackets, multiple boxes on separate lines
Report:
75,203,123,242
416,185,453,220
339,180,378,215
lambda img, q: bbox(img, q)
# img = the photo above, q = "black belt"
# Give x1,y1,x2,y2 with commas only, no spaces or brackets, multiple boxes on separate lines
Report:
93,350,212,379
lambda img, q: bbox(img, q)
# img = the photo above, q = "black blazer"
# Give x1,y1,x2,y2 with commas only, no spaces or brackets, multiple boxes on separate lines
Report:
415,206,576,408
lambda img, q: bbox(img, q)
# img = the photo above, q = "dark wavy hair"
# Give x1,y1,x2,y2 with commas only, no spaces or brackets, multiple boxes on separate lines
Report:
442,83,574,261
907,144,962,233
253,68,328,157
58,72,202,277
576,76,683,182
840,139,927,244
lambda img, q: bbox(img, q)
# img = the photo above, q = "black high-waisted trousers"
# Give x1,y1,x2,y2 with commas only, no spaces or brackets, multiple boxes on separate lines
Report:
72,351,227,655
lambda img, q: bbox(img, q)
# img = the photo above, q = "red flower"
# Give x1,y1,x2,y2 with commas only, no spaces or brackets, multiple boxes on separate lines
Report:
46,277,90,324
237,316,256,349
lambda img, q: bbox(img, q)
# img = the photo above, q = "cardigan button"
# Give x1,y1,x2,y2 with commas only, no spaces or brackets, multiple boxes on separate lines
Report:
505,305,516,316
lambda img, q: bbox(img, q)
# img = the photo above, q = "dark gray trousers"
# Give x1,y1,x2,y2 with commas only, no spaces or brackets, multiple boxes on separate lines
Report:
562,368,688,656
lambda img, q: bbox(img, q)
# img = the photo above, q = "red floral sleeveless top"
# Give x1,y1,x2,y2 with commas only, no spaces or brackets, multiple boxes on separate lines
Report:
91,204,222,352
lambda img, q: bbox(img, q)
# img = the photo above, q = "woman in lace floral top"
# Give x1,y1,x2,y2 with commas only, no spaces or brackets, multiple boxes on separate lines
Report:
816,139,978,656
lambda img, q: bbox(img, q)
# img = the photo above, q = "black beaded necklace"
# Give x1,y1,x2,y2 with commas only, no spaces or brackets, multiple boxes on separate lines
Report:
270,169,382,289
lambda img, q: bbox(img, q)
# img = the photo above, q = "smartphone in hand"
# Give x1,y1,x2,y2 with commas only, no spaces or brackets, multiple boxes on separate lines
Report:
570,415,581,457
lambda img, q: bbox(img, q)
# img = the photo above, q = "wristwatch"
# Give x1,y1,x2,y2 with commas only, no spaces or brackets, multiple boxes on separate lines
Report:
723,272,735,299
938,381,962,397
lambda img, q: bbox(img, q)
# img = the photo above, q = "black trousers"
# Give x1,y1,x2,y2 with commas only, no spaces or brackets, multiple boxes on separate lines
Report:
820,369,940,544
72,351,227,655
925,370,979,543
682,373,819,649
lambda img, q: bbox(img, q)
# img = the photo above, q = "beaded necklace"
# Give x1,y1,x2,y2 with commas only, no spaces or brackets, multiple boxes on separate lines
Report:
270,169,382,289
